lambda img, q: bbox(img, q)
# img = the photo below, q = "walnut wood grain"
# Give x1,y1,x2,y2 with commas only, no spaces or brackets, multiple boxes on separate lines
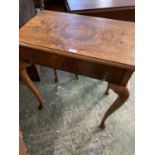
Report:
20,11,134,70
19,11,135,129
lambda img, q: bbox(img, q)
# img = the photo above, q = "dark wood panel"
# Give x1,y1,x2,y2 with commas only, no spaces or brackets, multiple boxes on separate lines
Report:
19,0,41,81
72,8,135,22
19,0,36,28
66,0,135,11
65,0,135,21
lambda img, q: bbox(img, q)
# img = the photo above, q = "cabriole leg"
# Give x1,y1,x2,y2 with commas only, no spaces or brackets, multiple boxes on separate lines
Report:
20,61,44,110
100,83,129,129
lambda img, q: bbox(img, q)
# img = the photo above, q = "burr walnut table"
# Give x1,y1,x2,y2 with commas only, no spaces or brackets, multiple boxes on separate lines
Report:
65,0,135,21
19,11,135,129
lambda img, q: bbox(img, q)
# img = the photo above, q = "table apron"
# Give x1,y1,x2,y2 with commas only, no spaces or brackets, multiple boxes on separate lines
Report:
20,47,133,85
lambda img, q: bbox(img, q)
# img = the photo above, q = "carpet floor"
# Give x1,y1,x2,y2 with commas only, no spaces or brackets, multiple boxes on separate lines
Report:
19,67,135,155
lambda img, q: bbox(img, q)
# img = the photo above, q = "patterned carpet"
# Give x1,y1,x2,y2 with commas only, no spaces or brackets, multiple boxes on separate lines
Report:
19,67,135,155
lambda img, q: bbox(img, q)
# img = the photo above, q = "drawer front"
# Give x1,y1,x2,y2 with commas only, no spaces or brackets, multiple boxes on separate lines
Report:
20,47,125,84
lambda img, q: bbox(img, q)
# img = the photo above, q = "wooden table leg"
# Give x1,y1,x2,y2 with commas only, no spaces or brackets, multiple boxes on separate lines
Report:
105,84,110,95
75,74,79,79
19,61,44,110
19,129,28,155
100,83,129,129
53,68,58,82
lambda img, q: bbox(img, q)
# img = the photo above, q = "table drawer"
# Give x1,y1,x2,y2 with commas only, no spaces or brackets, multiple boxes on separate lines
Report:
20,47,126,84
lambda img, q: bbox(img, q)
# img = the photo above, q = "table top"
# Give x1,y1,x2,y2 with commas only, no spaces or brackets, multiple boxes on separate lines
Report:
66,0,135,12
20,11,135,70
